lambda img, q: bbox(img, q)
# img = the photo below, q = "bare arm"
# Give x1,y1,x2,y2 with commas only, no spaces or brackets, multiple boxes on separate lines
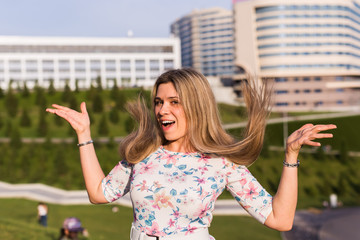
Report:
264,123,337,231
46,102,108,204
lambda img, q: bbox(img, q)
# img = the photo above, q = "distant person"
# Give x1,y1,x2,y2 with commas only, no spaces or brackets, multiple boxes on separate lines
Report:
37,202,48,227
58,217,88,240
47,68,336,239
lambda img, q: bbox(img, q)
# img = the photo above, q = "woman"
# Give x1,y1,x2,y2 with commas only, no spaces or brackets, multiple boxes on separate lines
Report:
46,68,336,239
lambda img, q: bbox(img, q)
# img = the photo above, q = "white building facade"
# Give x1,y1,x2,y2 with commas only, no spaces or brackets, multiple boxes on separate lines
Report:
234,0,360,111
0,36,181,90
171,8,235,77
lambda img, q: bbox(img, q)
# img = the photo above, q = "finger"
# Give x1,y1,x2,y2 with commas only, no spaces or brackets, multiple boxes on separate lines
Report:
51,104,72,112
46,108,56,114
303,139,321,147
80,102,88,114
313,133,334,139
312,124,337,132
298,123,314,131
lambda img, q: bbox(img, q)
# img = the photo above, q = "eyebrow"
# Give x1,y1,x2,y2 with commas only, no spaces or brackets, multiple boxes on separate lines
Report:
154,96,179,100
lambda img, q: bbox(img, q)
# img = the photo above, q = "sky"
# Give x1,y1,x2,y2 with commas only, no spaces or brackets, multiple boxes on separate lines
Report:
0,0,232,38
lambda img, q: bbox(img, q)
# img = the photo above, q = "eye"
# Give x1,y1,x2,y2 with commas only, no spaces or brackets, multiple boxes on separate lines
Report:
154,100,163,106
171,100,179,105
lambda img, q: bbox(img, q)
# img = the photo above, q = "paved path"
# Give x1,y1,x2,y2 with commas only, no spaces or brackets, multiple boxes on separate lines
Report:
282,207,360,240
223,111,360,130
0,181,248,216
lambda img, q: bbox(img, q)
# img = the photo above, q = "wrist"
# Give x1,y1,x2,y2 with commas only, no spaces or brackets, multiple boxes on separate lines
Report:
77,130,92,143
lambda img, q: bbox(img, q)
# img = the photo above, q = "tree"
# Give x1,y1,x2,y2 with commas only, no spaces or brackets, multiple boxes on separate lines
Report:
115,90,127,110
10,125,22,148
4,120,12,137
339,139,348,163
86,84,97,101
75,79,80,93
314,146,326,160
5,87,19,117
20,108,32,127
61,82,72,103
109,106,120,124
21,82,30,98
68,93,78,111
96,76,103,91
92,93,104,113
110,80,119,100
37,109,48,137
34,86,47,108
125,116,136,134
0,113,4,130
98,114,109,136
0,87,4,98
48,80,56,95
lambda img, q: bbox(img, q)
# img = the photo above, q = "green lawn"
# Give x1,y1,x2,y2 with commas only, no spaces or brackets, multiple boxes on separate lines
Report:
0,198,281,240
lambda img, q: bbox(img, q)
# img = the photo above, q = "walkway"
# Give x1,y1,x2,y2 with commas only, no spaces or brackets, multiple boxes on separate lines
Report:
282,207,360,240
0,181,248,216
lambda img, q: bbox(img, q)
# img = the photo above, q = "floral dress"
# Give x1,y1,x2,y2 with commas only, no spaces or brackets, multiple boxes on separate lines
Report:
102,146,273,239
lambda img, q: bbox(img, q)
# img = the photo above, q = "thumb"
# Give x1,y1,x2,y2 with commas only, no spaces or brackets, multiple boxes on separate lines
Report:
80,102,88,114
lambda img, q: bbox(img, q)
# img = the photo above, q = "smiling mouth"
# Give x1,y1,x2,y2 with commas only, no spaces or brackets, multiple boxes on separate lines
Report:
161,120,175,128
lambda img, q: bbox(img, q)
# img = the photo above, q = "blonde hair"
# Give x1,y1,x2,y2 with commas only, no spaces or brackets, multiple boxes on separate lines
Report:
119,68,270,166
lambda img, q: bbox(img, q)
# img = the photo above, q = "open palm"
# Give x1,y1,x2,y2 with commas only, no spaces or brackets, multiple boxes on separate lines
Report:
286,123,337,155
46,102,90,135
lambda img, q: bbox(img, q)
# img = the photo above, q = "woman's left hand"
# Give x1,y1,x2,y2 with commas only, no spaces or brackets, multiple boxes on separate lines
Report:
286,124,337,156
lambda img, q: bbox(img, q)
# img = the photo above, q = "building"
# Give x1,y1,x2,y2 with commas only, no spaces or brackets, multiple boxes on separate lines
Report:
0,36,181,90
171,7,235,77
233,0,360,111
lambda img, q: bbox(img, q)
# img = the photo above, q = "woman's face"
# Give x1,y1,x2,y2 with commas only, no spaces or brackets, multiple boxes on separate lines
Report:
154,82,188,150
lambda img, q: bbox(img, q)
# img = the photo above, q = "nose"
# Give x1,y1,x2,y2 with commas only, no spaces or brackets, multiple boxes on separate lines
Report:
158,102,169,115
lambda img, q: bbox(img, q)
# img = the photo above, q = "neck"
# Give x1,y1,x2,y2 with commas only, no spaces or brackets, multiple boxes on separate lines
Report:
163,140,195,153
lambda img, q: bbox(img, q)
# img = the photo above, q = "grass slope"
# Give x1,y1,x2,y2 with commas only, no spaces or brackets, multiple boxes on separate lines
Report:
0,198,281,240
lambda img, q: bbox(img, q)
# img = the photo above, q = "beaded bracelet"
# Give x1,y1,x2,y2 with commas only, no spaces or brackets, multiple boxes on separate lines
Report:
77,140,94,147
283,159,300,168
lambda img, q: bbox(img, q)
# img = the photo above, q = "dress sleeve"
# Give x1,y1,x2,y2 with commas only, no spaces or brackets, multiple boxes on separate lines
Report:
225,161,273,224
101,159,133,202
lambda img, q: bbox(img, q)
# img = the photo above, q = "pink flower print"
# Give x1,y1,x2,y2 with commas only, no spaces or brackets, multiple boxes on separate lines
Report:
147,222,165,236
165,154,178,165
194,177,206,185
198,155,210,163
135,180,148,192
168,218,176,228
139,161,158,175
152,190,174,210
244,181,259,199
172,209,180,219
239,178,247,186
154,181,162,189
198,166,208,175
193,202,210,219
184,225,197,235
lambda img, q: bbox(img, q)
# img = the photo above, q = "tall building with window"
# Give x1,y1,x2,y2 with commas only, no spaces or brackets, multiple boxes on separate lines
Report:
233,0,360,111
0,36,180,90
171,7,235,77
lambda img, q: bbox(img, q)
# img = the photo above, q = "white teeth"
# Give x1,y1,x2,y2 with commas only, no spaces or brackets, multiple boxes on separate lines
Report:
162,120,175,125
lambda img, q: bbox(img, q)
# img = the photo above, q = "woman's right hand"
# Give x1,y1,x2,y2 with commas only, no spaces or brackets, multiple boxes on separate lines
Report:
46,102,90,136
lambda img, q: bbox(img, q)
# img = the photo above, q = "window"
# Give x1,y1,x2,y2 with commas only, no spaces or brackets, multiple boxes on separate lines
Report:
275,77,287,82
120,60,131,71
275,90,288,94
135,60,145,71
164,60,174,70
